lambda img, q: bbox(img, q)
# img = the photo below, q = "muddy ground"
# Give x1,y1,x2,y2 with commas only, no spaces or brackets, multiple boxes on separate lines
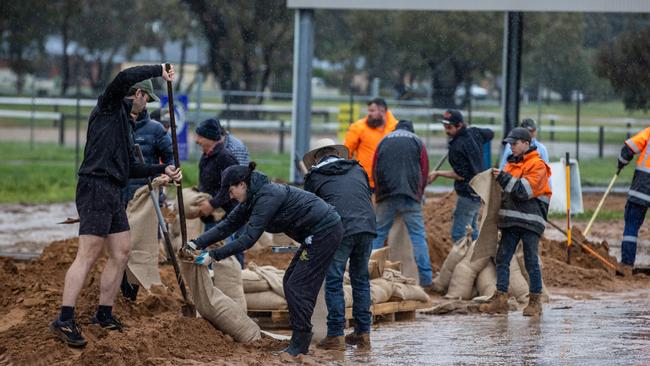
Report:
0,192,648,365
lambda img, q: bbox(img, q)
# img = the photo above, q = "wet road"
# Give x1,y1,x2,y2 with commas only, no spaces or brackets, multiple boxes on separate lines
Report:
0,203,77,253
347,290,650,365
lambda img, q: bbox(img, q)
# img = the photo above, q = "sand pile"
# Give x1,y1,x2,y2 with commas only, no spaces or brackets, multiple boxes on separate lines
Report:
0,238,337,366
423,193,456,273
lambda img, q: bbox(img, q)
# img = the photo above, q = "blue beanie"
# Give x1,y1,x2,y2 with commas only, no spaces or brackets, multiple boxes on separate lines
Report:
196,118,222,141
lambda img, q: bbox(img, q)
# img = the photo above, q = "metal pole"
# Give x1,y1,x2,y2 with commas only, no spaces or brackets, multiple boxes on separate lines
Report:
30,78,36,150
565,152,572,264
59,114,65,146
575,91,580,161
290,9,315,184
279,120,285,153
550,119,555,141
598,126,604,159
501,12,524,139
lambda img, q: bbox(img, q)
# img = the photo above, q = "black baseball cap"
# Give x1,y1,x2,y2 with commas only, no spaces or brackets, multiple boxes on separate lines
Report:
503,127,532,145
214,163,254,204
440,109,463,126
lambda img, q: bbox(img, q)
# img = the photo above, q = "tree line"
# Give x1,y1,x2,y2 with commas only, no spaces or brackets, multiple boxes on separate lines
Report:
1,1,649,110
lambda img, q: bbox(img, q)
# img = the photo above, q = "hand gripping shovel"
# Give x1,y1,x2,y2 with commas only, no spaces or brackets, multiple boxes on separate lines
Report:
135,144,195,317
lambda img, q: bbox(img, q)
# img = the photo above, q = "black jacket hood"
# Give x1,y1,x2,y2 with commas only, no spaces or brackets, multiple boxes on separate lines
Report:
309,158,358,176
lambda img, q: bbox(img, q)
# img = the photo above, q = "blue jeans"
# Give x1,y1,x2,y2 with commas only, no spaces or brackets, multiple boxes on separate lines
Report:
371,196,433,286
451,194,481,242
204,221,244,267
621,200,648,266
325,233,373,336
495,226,543,294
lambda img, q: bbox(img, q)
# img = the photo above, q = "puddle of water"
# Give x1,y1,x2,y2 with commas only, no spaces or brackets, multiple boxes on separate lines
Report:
345,290,650,365
0,203,77,251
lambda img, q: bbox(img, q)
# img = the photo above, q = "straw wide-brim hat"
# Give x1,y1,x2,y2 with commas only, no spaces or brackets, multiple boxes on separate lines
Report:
302,138,349,167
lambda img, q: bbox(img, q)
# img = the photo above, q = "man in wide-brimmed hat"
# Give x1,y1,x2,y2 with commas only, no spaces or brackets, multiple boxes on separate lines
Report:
303,138,376,350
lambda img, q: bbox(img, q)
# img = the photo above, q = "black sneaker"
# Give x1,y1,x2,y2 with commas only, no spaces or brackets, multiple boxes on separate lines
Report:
50,318,87,347
90,314,124,332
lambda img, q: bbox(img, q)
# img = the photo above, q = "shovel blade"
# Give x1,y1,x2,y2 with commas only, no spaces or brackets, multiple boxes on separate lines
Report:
181,303,196,317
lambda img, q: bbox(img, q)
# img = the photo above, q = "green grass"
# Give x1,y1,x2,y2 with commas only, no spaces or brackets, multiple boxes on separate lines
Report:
0,142,291,204
0,141,638,204
577,158,634,186
0,161,78,203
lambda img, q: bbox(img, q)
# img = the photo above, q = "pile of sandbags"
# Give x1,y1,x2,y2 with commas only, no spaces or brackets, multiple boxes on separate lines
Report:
244,247,430,311
432,232,549,303
242,262,288,310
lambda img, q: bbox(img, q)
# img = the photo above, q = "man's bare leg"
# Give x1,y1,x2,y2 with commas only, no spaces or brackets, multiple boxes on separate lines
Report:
62,234,106,306
99,230,132,306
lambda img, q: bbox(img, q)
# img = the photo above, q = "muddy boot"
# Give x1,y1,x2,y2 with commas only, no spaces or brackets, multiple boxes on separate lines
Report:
522,293,542,317
478,291,508,314
316,336,345,351
618,263,633,278
283,330,313,356
345,332,371,349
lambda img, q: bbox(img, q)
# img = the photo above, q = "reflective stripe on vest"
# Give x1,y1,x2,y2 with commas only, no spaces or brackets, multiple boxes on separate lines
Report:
521,177,533,198
498,209,547,227
626,138,642,154
505,177,517,193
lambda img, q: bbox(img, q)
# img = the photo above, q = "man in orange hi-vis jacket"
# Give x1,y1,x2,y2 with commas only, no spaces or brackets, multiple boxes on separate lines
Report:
344,98,398,190
479,127,552,317
617,126,650,276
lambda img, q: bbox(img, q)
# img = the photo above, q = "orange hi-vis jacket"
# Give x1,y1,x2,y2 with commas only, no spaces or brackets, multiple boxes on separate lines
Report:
344,110,398,188
496,148,552,235
620,126,650,206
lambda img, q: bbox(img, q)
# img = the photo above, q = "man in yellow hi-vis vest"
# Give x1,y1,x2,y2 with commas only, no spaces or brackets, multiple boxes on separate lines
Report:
617,126,650,276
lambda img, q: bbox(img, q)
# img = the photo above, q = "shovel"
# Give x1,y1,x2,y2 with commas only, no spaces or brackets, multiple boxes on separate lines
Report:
135,144,195,317
546,220,623,276
164,63,189,252
583,167,622,237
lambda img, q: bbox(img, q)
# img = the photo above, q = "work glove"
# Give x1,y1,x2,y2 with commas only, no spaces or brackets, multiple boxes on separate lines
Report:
179,240,200,261
617,159,626,172
193,250,214,266
186,240,199,251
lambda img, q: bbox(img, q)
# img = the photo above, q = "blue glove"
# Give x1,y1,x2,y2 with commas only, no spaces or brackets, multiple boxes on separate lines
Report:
194,250,214,266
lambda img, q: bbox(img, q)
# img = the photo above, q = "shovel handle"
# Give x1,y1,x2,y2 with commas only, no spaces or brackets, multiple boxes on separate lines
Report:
164,63,188,249
583,172,619,237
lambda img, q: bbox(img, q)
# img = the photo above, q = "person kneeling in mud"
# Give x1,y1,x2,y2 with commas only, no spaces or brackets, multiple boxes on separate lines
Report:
186,162,343,356
479,127,551,316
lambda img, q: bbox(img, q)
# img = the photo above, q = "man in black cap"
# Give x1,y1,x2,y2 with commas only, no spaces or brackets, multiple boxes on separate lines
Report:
50,64,182,348
429,109,494,244
479,127,551,316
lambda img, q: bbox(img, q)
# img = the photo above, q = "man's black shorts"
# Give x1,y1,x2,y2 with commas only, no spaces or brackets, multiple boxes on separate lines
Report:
76,176,129,237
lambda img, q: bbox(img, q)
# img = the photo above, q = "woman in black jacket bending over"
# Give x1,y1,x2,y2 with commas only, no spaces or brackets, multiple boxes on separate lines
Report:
186,162,343,356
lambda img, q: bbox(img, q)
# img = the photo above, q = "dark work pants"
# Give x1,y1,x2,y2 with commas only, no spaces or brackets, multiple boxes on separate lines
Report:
621,200,649,266
283,221,343,333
